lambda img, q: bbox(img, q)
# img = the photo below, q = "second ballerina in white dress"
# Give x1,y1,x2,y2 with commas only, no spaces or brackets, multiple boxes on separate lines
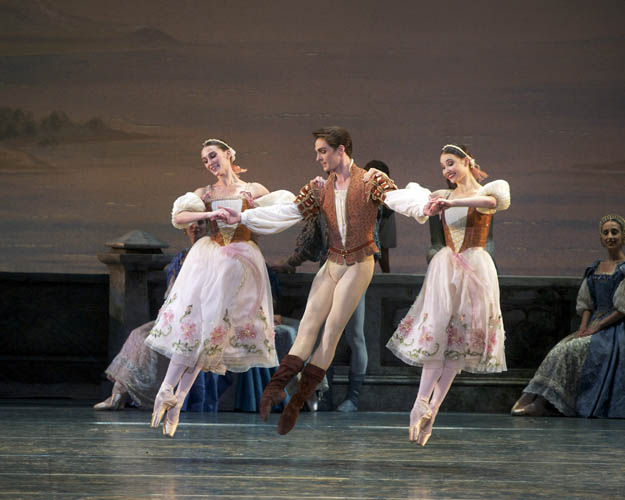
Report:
379,144,511,446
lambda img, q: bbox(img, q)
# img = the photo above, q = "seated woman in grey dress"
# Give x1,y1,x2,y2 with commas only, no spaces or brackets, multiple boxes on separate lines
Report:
94,221,215,410
511,214,625,417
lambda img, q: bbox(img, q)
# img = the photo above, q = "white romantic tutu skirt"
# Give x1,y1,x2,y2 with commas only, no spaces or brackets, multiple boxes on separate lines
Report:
387,246,506,373
145,237,278,375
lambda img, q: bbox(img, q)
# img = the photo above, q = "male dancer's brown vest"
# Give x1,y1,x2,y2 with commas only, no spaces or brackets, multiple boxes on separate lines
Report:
295,164,396,265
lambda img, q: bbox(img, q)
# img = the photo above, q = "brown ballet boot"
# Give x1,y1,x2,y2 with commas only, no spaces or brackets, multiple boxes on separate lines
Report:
259,354,305,421
277,363,326,435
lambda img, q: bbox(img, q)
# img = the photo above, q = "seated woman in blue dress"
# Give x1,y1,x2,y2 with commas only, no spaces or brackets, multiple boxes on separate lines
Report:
511,214,625,417
234,266,301,412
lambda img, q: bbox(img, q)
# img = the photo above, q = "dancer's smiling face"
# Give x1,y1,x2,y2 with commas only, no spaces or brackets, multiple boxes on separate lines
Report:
315,138,343,174
440,153,470,185
201,145,232,178
600,221,624,249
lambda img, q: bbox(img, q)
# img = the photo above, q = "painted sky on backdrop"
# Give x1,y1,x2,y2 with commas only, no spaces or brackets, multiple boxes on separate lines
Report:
0,0,624,276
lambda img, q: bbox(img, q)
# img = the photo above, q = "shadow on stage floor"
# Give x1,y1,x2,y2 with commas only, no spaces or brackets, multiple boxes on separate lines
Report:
1,401,623,499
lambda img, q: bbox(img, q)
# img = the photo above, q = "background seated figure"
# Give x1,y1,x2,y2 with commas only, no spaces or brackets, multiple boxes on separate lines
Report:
233,266,305,412
511,214,625,417
365,160,397,273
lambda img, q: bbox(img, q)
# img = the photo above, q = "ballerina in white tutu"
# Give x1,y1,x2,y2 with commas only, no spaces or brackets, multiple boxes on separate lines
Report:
145,138,294,437
375,144,511,446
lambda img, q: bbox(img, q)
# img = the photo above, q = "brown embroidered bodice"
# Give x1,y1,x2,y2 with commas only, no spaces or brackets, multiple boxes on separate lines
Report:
442,207,492,253
206,198,253,246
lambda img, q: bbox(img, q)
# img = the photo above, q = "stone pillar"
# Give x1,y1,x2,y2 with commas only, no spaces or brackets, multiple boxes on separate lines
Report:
98,230,171,362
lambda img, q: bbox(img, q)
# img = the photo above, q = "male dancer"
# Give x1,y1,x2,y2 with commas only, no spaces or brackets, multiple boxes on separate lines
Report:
271,204,370,412
217,126,398,434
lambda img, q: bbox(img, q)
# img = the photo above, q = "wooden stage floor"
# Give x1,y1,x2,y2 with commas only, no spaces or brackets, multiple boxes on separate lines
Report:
0,402,623,499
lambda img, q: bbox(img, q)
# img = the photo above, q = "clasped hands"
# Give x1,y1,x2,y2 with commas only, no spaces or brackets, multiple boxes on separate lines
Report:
425,195,454,216
362,168,452,217
572,322,601,339
204,190,255,224
209,207,241,224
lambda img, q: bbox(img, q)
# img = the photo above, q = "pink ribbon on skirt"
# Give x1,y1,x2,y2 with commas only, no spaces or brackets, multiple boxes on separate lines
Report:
221,242,264,317
450,250,490,361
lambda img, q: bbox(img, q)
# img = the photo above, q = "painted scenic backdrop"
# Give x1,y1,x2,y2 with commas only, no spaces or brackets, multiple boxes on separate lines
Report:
1,0,624,276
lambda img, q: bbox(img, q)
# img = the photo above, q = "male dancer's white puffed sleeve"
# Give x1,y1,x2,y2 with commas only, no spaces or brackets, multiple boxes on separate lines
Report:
240,190,302,234
383,183,432,224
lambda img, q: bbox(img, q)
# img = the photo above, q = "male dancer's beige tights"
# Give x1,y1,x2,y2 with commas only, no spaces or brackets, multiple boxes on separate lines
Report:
288,256,374,369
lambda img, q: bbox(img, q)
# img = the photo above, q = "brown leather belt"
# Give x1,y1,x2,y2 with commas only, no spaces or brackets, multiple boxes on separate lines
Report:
329,240,374,257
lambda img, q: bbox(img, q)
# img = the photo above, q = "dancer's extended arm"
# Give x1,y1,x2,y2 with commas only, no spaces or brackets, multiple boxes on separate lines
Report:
383,183,433,223
217,183,318,234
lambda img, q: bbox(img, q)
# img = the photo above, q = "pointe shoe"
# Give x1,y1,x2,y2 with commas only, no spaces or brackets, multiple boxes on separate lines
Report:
150,387,177,428
416,414,435,446
416,430,432,446
162,412,180,438
409,398,432,442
